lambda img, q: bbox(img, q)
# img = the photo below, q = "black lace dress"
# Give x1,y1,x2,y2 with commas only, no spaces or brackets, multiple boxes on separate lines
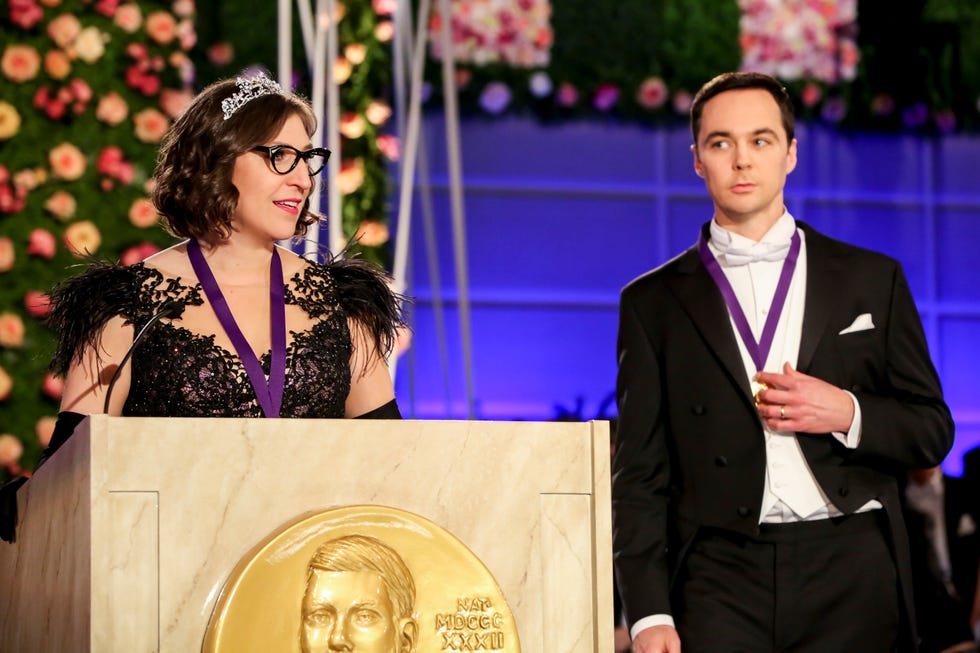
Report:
47,256,402,418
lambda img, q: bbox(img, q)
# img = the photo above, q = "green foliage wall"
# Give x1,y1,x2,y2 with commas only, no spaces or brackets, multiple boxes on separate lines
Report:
0,0,193,475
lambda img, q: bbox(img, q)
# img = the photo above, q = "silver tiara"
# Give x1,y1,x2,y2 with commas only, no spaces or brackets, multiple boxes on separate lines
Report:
221,73,283,120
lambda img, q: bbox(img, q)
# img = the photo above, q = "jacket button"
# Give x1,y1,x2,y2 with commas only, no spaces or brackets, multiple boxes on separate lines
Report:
691,404,706,415
838,487,849,497
737,506,750,517
715,456,728,467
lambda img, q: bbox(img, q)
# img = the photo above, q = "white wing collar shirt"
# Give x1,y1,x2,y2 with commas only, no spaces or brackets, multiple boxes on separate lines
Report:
708,211,879,523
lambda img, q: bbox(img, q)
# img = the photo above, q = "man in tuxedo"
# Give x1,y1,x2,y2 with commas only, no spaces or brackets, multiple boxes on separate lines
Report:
904,466,979,653
611,71,954,653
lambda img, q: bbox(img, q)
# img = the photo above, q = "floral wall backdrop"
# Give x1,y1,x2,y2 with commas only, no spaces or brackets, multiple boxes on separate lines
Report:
0,0,195,478
422,0,980,132
3,0,980,481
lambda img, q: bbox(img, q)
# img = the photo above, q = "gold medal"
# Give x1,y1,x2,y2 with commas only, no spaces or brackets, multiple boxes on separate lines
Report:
751,379,769,404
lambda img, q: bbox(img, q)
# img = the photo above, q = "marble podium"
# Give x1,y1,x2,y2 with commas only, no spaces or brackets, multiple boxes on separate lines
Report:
0,416,613,652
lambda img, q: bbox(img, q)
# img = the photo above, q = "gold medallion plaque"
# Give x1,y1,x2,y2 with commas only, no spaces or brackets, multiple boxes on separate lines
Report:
202,505,522,653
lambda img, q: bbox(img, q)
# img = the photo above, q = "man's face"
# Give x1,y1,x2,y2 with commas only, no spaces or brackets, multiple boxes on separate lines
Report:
692,88,797,231
301,570,409,653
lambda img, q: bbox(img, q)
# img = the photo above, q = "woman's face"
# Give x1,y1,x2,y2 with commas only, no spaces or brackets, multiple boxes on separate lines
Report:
229,113,313,246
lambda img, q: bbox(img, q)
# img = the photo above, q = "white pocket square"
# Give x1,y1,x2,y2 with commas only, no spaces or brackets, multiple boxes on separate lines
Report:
839,313,875,335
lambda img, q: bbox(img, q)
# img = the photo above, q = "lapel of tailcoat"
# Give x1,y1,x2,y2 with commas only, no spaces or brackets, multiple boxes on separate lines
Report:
666,222,848,409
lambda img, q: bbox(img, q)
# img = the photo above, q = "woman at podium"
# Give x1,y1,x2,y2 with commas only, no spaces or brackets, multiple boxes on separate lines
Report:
43,73,404,455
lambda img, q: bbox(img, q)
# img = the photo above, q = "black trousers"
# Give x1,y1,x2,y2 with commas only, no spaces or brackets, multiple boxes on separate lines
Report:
674,511,900,653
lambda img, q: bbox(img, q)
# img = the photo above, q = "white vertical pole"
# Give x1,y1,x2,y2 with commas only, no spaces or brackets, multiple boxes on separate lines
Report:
324,0,343,259
391,0,431,293
436,0,475,419
277,0,291,89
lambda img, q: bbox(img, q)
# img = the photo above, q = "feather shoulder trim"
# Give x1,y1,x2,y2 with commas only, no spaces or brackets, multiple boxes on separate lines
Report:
326,256,406,360
47,261,140,375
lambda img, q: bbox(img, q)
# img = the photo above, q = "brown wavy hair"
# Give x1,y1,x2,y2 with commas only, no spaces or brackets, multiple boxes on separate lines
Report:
151,74,320,245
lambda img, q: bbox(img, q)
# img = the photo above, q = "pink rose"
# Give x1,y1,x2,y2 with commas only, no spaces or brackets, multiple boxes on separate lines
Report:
339,112,366,139
206,42,234,66
345,43,367,66
376,133,399,161
133,108,169,143
49,142,87,180
41,372,64,401
63,220,102,256
801,83,822,108
365,100,391,126
12,168,42,191
0,434,23,467
94,0,121,18
44,49,72,80
47,13,81,48
2,44,42,83
636,77,668,110
0,184,25,214
114,3,142,32
334,57,352,84
172,0,195,18
374,21,394,42
159,87,193,118
145,11,177,45
10,0,43,29
176,19,196,51
97,145,124,174
354,220,389,247
95,91,129,125
0,366,11,401
372,0,397,16
120,241,160,266
68,77,93,103
43,190,76,221
126,42,148,61
45,98,67,120
128,197,158,228
36,417,56,448
24,290,50,318
336,158,365,195
27,228,56,259
556,82,578,107
0,313,26,348
671,90,693,115
74,26,106,64
0,237,15,272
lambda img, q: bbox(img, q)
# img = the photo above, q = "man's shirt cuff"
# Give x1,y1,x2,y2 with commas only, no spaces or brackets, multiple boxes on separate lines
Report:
832,390,862,448
630,614,675,640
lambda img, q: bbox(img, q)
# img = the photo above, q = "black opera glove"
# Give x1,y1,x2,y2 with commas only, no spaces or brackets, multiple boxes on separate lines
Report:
0,410,86,544
355,398,402,419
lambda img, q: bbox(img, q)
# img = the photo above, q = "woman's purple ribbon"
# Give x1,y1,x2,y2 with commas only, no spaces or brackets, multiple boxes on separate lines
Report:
187,239,286,417
697,226,801,371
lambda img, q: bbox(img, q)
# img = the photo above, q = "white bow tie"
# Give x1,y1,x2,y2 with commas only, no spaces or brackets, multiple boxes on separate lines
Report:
713,240,792,266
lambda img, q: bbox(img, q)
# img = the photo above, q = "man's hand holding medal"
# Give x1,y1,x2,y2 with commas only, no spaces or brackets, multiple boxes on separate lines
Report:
753,362,856,434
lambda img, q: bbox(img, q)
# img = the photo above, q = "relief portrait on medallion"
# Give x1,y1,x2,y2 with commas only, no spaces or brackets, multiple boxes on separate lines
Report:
300,534,418,653
201,505,521,652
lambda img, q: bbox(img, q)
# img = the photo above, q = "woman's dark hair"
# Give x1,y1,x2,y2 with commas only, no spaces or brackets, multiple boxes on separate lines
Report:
151,74,319,244
690,71,796,145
